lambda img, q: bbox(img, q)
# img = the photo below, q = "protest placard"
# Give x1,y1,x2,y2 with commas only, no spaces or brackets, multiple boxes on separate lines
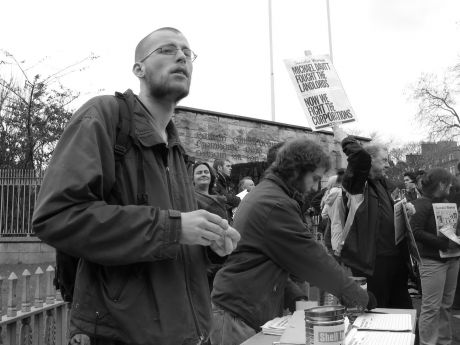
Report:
394,200,406,245
284,55,356,130
432,203,460,258
401,199,423,265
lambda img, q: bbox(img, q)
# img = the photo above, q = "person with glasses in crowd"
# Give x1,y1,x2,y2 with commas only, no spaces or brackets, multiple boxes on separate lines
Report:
33,27,240,345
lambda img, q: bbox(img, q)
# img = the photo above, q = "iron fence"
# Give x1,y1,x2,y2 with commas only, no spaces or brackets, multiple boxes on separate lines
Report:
0,169,44,237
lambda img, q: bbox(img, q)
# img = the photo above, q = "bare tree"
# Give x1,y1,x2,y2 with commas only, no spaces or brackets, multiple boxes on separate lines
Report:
0,51,99,170
411,71,459,141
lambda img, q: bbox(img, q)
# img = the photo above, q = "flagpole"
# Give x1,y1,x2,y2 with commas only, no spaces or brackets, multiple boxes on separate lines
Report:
326,0,333,63
268,0,276,121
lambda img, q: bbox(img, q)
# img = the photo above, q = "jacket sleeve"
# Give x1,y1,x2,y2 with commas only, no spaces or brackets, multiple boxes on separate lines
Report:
341,136,372,195
32,98,181,265
410,200,449,251
258,201,368,308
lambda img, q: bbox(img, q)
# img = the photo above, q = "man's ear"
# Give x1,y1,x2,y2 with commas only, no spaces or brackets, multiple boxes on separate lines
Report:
132,62,145,78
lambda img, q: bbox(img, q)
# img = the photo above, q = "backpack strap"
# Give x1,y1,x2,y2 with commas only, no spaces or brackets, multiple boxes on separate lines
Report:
114,92,148,205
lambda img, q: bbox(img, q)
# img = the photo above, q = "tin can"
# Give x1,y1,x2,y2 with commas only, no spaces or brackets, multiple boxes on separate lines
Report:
305,306,345,345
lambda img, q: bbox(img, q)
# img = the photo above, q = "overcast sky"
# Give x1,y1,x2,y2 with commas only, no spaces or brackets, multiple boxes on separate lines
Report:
1,0,459,145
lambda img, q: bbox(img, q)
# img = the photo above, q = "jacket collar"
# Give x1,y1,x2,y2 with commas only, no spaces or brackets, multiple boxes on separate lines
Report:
123,89,184,151
264,173,305,205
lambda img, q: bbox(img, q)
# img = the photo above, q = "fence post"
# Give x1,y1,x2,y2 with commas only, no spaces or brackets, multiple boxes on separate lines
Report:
21,269,32,313
7,272,18,318
45,265,55,305
34,266,44,308
0,274,3,317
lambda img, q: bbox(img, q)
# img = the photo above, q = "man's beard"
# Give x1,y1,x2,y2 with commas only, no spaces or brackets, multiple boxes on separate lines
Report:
151,83,189,103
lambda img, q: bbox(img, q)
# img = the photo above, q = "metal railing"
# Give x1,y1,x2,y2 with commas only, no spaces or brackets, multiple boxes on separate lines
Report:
0,169,43,237
0,265,68,345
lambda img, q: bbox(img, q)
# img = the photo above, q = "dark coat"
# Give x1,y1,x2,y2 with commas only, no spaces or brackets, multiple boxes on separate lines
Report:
410,196,450,260
212,173,368,331
32,90,210,345
340,137,401,276
215,172,240,220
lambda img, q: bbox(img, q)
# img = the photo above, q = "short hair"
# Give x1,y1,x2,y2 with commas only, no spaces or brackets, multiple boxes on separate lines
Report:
403,172,417,182
192,161,216,195
238,176,254,193
212,159,228,171
266,142,285,167
135,27,183,62
421,168,453,197
269,138,330,191
364,143,387,159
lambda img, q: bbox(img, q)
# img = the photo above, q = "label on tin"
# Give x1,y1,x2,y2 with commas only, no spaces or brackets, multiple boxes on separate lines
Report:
313,324,344,345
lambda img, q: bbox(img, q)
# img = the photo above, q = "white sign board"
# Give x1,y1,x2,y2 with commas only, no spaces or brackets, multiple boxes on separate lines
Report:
284,55,356,130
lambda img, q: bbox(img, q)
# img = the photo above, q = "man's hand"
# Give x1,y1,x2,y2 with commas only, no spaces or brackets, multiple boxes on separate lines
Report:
405,202,416,217
180,210,228,246
210,225,241,256
70,334,90,345
332,124,348,143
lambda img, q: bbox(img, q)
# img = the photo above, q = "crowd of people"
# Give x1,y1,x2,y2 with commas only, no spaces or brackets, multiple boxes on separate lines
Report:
30,27,460,345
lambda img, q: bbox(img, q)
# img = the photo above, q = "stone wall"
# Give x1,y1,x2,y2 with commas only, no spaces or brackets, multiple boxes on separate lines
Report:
174,106,356,170
0,237,55,264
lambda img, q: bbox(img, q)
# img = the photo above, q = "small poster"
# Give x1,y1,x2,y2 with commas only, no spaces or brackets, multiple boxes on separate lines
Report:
433,203,460,258
284,55,356,130
401,199,423,265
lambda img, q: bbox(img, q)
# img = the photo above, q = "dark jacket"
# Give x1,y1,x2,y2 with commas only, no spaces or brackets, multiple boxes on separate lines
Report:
195,191,228,290
340,137,402,276
211,173,368,331
410,196,450,260
215,172,240,220
32,91,210,345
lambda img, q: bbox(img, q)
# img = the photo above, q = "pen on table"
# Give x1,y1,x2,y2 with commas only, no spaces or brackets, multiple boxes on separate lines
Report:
364,310,388,314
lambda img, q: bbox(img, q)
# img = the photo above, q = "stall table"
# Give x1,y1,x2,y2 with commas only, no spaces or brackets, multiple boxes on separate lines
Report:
240,308,417,345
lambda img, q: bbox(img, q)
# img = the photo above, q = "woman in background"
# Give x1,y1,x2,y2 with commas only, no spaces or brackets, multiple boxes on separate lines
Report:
410,168,460,345
192,162,228,291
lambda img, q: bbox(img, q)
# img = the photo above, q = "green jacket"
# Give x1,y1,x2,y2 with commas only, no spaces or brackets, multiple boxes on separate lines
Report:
32,90,210,345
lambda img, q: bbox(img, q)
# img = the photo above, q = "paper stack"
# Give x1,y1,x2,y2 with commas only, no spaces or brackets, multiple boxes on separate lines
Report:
345,313,414,345
261,315,292,335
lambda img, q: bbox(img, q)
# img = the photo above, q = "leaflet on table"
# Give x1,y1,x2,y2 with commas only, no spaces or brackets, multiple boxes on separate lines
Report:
352,313,412,332
345,328,414,345
261,315,291,335
433,203,460,258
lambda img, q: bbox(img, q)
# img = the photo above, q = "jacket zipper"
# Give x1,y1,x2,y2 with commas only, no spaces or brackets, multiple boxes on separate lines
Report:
165,162,204,342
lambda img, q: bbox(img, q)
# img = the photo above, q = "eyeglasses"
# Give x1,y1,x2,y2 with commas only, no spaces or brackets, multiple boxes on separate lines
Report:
139,44,197,62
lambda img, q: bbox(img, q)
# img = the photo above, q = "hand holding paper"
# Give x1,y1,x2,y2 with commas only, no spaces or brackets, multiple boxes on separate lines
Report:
439,224,460,245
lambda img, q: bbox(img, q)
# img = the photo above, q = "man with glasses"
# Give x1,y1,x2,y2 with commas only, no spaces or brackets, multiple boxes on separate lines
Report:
33,27,240,345
333,127,413,310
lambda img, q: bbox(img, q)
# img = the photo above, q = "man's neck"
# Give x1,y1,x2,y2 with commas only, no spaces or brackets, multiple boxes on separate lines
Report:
138,91,176,141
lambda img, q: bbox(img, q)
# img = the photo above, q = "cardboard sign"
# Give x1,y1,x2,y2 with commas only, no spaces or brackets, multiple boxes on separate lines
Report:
284,55,355,130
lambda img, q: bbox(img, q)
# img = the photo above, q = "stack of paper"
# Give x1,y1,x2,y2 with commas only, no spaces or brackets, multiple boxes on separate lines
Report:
345,328,414,345
261,315,291,335
345,313,414,345
352,313,412,332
